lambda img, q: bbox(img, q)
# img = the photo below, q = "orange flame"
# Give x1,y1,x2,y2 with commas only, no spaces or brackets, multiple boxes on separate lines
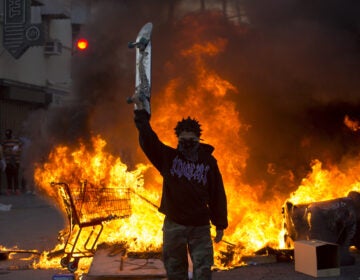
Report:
34,136,163,271
289,159,360,205
32,18,287,272
344,115,360,132
31,14,360,273
149,27,287,264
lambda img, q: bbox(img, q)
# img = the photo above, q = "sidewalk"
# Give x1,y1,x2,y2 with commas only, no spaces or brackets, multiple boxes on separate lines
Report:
0,193,360,279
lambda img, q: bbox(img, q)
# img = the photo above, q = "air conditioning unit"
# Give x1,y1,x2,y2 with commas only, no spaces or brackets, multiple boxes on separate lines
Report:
44,40,62,55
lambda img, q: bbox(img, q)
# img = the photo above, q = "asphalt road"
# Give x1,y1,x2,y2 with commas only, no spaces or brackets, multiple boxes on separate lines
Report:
0,193,360,280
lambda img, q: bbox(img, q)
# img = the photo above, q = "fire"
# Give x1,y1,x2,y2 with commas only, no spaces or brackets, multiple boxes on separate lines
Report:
31,14,288,272
344,115,360,132
32,19,290,271
148,17,287,266
288,159,360,205
34,135,163,272
29,12,360,274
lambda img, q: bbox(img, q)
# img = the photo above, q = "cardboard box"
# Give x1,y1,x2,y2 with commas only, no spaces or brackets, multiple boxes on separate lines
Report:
294,240,340,277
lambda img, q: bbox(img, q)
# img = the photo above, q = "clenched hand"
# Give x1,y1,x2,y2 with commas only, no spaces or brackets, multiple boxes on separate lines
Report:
214,229,224,243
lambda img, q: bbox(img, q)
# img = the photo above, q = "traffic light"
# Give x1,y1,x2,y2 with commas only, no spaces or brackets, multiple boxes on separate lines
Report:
76,38,89,51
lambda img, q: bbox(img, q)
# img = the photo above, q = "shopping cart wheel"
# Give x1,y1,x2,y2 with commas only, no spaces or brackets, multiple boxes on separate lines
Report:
60,255,70,267
67,258,79,272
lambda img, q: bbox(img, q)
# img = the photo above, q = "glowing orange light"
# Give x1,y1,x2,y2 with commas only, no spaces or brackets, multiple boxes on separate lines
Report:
32,13,360,273
76,38,88,51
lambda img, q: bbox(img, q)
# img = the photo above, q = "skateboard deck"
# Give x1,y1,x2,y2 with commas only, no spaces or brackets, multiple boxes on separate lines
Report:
127,22,152,115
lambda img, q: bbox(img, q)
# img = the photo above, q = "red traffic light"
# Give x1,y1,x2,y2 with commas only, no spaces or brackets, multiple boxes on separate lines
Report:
76,38,88,51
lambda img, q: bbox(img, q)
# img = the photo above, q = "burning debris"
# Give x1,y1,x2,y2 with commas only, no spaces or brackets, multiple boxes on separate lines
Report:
7,0,359,275
283,191,360,266
49,182,131,272
0,248,40,261
32,136,163,272
0,245,42,273
344,115,360,132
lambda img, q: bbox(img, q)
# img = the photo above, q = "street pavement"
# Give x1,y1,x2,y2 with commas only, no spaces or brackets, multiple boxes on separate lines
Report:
0,192,360,280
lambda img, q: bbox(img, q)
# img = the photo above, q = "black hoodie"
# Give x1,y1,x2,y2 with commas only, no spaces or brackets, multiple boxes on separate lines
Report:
134,110,228,230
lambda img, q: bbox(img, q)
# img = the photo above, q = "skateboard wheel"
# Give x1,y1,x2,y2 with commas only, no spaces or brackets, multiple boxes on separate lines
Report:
67,258,79,272
128,41,136,48
60,256,70,267
126,96,134,104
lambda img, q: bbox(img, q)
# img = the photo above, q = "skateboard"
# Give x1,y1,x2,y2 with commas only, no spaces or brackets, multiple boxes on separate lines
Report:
127,22,153,115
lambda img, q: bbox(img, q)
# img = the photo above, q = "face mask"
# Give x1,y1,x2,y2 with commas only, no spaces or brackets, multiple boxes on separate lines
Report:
178,138,200,161
179,139,198,149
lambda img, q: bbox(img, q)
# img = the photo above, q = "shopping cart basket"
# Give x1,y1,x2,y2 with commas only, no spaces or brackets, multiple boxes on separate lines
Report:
51,182,131,272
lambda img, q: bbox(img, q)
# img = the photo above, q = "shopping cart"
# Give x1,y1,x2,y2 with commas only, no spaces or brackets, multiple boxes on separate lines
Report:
51,182,131,272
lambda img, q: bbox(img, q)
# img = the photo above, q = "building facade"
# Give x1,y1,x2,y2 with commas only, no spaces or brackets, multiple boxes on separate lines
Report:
0,0,248,138
0,0,90,138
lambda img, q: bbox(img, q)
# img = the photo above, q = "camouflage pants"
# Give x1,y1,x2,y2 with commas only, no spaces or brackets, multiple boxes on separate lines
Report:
162,217,213,280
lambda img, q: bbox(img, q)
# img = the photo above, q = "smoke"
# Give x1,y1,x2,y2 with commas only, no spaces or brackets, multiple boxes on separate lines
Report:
22,0,360,195
22,1,167,176
228,0,360,189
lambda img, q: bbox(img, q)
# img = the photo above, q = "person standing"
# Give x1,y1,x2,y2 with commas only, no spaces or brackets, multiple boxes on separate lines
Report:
133,103,228,279
3,129,22,195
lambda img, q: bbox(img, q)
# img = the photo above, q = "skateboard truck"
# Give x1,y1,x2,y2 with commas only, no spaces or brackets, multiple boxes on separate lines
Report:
128,37,150,51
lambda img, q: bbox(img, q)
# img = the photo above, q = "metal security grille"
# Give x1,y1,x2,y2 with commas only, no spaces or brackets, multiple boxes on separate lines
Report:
0,98,37,138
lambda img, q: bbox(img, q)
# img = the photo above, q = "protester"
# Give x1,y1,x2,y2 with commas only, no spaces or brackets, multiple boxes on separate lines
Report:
2,129,22,195
133,103,228,279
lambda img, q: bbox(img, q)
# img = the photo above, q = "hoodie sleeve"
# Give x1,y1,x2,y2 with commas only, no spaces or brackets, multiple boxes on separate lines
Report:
134,109,169,172
208,159,228,230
